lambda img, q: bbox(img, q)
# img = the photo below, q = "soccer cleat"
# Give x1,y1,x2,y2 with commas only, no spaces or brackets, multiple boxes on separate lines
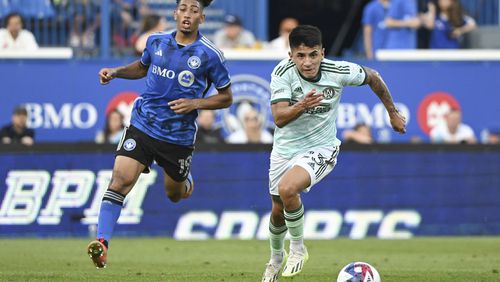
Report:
87,239,108,269
281,246,308,278
182,173,194,199
262,250,287,282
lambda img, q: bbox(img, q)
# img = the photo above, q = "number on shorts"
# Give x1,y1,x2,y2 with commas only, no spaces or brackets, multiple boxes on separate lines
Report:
178,156,192,177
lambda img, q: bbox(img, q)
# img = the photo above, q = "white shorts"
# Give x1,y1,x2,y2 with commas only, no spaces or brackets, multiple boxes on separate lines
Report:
269,146,340,196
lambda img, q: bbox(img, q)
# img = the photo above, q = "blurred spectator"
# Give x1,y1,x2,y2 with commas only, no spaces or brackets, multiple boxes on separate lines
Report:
226,103,272,144
384,0,420,49
0,12,38,50
134,13,167,55
421,0,476,49
95,109,125,144
486,131,500,144
481,127,500,144
195,110,224,144
362,0,390,59
267,17,298,52
409,135,424,144
69,6,100,57
430,108,476,144
1,106,34,146
342,123,374,144
111,0,144,55
214,14,256,49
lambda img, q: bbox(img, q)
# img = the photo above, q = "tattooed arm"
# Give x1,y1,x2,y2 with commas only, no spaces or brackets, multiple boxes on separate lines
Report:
364,67,406,133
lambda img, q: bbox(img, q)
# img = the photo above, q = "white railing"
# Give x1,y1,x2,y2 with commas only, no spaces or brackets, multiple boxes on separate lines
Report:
0,48,73,59
376,49,500,61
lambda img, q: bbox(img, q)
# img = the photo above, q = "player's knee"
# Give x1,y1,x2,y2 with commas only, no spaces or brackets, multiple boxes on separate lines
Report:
165,187,182,203
278,182,299,202
109,171,135,193
167,193,181,203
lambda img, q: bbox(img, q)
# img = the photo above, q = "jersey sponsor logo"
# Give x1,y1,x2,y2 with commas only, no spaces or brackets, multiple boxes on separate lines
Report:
187,56,201,69
178,70,195,87
417,92,461,135
155,50,163,57
322,87,336,99
305,105,331,114
106,92,139,126
291,100,331,115
173,210,421,240
273,88,285,95
123,138,136,151
215,75,274,137
0,169,157,225
152,65,176,79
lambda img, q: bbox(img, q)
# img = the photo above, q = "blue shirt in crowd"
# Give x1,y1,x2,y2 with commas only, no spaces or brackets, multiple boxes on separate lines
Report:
430,15,470,49
386,0,417,49
131,31,231,146
362,0,390,55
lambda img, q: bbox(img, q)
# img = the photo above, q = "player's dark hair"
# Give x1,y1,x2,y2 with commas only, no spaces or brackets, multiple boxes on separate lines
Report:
289,25,322,49
176,0,213,8
3,12,23,28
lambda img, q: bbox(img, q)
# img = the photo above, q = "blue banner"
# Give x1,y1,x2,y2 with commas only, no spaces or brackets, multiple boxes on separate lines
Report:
1,148,499,238
1,60,499,142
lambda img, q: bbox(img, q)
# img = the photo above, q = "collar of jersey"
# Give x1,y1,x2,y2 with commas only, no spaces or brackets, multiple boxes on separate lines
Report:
170,31,201,49
297,68,322,83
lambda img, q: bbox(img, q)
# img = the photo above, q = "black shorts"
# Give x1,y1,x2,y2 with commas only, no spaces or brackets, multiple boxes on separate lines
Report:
116,125,194,182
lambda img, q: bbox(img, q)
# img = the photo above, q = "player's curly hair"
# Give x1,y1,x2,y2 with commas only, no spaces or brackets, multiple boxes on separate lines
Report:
176,0,213,8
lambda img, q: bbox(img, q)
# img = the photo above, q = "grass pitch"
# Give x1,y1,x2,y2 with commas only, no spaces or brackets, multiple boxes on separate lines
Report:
0,237,499,281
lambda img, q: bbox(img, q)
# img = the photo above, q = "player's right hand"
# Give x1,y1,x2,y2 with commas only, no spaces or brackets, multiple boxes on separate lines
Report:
98,68,116,85
300,89,324,110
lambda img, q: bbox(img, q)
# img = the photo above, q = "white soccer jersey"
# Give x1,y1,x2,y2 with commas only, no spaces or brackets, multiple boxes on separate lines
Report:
270,58,367,158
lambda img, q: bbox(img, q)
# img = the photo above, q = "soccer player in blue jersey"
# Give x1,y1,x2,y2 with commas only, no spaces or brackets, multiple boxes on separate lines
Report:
87,0,232,268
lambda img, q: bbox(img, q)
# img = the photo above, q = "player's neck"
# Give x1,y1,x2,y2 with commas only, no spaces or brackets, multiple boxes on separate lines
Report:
175,31,199,46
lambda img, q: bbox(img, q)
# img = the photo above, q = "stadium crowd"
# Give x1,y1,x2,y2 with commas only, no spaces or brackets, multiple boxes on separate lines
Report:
1,0,498,145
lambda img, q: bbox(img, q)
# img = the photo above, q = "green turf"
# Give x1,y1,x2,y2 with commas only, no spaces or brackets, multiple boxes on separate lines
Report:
0,237,499,281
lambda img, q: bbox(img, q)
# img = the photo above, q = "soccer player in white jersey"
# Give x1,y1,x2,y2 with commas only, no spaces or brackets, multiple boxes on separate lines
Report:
261,25,406,281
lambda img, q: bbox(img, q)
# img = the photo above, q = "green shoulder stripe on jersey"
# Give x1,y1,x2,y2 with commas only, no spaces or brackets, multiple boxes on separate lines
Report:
321,67,350,74
276,63,296,77
274,60,294,76
271,98,291,105
321,62,350,70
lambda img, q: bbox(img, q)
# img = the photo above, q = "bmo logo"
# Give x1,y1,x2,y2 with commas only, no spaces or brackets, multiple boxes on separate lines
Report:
152,65,175,79
417,92,461,135
26,103,98,129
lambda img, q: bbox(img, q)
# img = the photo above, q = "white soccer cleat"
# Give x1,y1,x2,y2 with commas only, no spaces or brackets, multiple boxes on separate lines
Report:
262,250,287,282
281,246,309,278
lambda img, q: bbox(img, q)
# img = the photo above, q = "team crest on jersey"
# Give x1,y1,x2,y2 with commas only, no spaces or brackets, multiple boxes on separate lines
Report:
322,87,336,99
187,56,201,69
178,70,195,87
123,138,136,151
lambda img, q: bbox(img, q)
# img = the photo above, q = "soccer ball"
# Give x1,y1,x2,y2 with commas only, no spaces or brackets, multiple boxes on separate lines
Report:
337,262,381,282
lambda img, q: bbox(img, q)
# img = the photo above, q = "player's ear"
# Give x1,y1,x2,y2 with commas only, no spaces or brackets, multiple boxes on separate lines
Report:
200,13,206,24
288,50,293,60
173,9,178,21
321,48,325,58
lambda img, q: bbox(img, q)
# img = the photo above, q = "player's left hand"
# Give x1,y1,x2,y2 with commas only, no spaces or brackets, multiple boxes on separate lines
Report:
389,110,406,134
168,98,199,114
